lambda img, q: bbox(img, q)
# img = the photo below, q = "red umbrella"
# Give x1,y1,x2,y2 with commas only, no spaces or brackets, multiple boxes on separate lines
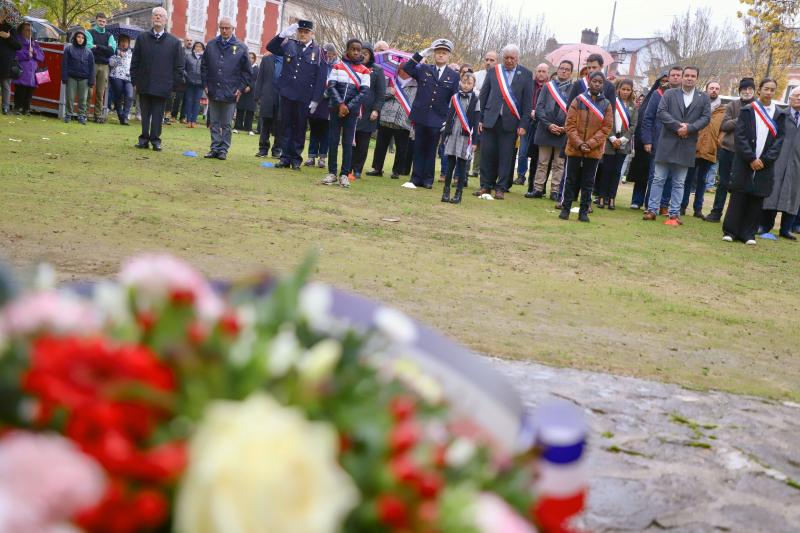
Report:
545,44,614,69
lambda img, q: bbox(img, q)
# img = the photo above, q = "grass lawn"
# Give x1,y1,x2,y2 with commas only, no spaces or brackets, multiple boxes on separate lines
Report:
2,114,799,401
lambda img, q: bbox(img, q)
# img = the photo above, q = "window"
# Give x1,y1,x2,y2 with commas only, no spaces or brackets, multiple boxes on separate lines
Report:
187,0,209,39
247,0,266,48
220,0,237,22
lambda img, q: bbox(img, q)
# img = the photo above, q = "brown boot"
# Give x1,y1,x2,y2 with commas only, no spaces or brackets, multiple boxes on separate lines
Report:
659,206,669,216
473,188,490,197
643,211,657,221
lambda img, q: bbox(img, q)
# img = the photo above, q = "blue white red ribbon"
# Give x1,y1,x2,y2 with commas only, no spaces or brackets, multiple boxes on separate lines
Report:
578,93,605,121
340,61,361,89
753,100,777,138
390,76,412,117
452,93,473,149
615,101,630,130
495,65,520,120
579,75,589,92
546,80,568,114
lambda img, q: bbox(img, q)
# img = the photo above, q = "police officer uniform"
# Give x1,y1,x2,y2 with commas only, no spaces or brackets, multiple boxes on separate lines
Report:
402,39,459,188
266,20,325,169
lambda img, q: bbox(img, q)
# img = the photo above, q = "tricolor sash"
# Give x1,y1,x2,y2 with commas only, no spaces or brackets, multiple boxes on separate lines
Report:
452,93,473,149
753,100,778,138
390,77,412,117
656,87,664,97
546,80,568,114
577,93,605,121
340,61,361,89
495,65,520,120
578,76,590,92
615,101,630,130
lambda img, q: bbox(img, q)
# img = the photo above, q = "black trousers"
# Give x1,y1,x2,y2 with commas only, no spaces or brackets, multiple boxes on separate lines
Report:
411,124,439,187
351,131,373,175
139,94,166,144
723,191,763,242
596,153,627,200
711,148,735,216
280,96,310,165
563,156,600,212
372,125,411,175
170,89,185,119
759,209,795,235
479,126,517,192
14,85,35,112
258,116,275,151
235,109,254,131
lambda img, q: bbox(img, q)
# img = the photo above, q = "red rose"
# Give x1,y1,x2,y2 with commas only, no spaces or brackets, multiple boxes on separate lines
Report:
389,454,421,485
415,471,443,499
389,421,420,456
77,479,170,533
389,395,416,422
376,494,409,528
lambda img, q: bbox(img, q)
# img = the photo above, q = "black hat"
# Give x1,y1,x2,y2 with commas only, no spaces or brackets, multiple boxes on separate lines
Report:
738,77,755,92
298,20,314,31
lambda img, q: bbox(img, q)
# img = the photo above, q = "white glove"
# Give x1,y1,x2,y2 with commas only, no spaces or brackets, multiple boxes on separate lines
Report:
279,22,298,38
420,47,433,58
308,101,318,114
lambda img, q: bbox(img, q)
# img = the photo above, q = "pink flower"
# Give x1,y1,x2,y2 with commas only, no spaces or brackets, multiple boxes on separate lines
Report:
475,493,538,533
0,431,106,532
0,291,101,337
119,254,223,321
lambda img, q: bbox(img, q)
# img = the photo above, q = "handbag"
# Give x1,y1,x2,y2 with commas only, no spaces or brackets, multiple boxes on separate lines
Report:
35,67,51,85
9,58,21,79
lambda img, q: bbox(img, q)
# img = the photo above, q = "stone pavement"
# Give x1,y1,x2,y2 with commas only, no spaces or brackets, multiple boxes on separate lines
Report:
492,358,800,533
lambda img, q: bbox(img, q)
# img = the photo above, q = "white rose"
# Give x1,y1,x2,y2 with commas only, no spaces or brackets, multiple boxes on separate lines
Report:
373,307,418,345
266,325,302,377
176,393,358,533
299,282,333,330
445,438,477,468
297,339,342,385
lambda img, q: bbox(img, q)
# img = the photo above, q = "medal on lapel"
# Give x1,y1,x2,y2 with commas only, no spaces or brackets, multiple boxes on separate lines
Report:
311,51,315,62
286,57,291,63
232,45,237,55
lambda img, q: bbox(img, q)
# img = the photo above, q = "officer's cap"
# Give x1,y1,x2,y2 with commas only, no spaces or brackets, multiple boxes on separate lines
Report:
431,39,453,53
298,19,314,31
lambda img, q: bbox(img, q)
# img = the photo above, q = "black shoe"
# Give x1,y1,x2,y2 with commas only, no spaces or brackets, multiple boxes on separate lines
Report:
524,192,535,198
451,187,463,204
680,207,687,216
578,211,590,223
559,208,570,220
779,231,797,241
152,143,162,151
291,163,301,170
271,150,282,158
204,151,219,159
423,184,433,189
135,141,149,149
704,212,721,222
366,170,383,177
390,173,399,179
441,180,451,202
216,152,227,160
693,209,705,220
255,151,268,157
532,190,544,199
275,161,291,168
550,192,560,201
513,177,525,186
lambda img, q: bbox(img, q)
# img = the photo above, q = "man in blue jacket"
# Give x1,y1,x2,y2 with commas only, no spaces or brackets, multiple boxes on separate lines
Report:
201,17,252,160
641,66,682,213
266,20,325,170
401,39,460,188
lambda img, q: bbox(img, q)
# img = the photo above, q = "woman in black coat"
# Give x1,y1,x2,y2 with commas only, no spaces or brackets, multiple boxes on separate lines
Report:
723,78,785,245
234,51,258,133
350,42,386,178
0,12,21,114
254,53,278,157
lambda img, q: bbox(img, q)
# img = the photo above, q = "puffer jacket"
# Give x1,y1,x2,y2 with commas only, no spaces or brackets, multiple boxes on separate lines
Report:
184,50,203,86
379,77,417,131
695,103,726,162
325,57,370,115
109,47,132,81
61,30,95,84
565,91,613,159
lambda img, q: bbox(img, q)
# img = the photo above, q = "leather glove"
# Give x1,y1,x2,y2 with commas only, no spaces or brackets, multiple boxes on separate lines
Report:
279,22,298,38
308,101,318,114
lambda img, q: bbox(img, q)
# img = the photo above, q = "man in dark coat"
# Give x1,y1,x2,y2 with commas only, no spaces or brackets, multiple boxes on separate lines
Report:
402,38,460,189
255,52,279,157
130,7,185,151
266,19,325,170
644,66,710,224
351,42,386,178
476,44,533,199
0,11,21,115
566,53,616,107
201,17,251,160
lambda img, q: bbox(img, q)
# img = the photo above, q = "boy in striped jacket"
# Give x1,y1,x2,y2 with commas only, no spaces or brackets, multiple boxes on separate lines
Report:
322,38,371,188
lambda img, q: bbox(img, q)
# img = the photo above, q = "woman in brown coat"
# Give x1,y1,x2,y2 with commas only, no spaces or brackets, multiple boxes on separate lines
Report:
559,71,613,222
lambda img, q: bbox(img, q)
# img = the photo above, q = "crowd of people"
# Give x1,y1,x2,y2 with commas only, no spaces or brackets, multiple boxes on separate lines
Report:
2,6,799,243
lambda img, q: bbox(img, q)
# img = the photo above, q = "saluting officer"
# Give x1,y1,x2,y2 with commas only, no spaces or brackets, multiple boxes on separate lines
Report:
402,39,460,189
266,20,325,170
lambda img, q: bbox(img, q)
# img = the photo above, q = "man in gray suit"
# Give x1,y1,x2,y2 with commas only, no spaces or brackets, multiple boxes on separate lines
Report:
476,44,533,199
644,66,711,225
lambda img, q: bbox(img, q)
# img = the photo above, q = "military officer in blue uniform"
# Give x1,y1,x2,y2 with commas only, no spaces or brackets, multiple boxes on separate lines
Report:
402,39,460,188
267,20,326,170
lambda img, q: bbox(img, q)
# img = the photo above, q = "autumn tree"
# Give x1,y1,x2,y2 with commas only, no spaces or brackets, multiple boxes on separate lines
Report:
31,0,123,30
738,0,800,82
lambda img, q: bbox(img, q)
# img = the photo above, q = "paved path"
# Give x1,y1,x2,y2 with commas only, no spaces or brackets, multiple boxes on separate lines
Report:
492,359,800,532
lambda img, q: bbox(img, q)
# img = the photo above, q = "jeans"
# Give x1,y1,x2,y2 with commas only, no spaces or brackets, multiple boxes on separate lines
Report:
596,152,627,200
711,148,734,216
644,154,672,208
109,77,133,121
307,117,329,158
328,111,358,176
184,85,203,123
0,78,10,112
649,162,689,216
706,161,718,190
681,158,713,212
438,136,448,177
517,129,532,177
209,100,236,155
65,77,89,117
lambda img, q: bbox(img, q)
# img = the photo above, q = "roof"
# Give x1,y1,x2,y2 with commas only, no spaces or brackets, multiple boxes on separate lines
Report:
607,38,665,53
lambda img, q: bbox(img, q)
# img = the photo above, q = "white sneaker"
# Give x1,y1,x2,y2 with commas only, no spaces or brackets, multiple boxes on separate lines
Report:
321,173,338,185
401,181,417,189
630,203,639,209
745,239,757,246
339,174,350,188
722,235,733,242
232,129,239,134
248,131,255,136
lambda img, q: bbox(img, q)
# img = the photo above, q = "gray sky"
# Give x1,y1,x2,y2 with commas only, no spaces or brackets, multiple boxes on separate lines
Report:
498,0,745,44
